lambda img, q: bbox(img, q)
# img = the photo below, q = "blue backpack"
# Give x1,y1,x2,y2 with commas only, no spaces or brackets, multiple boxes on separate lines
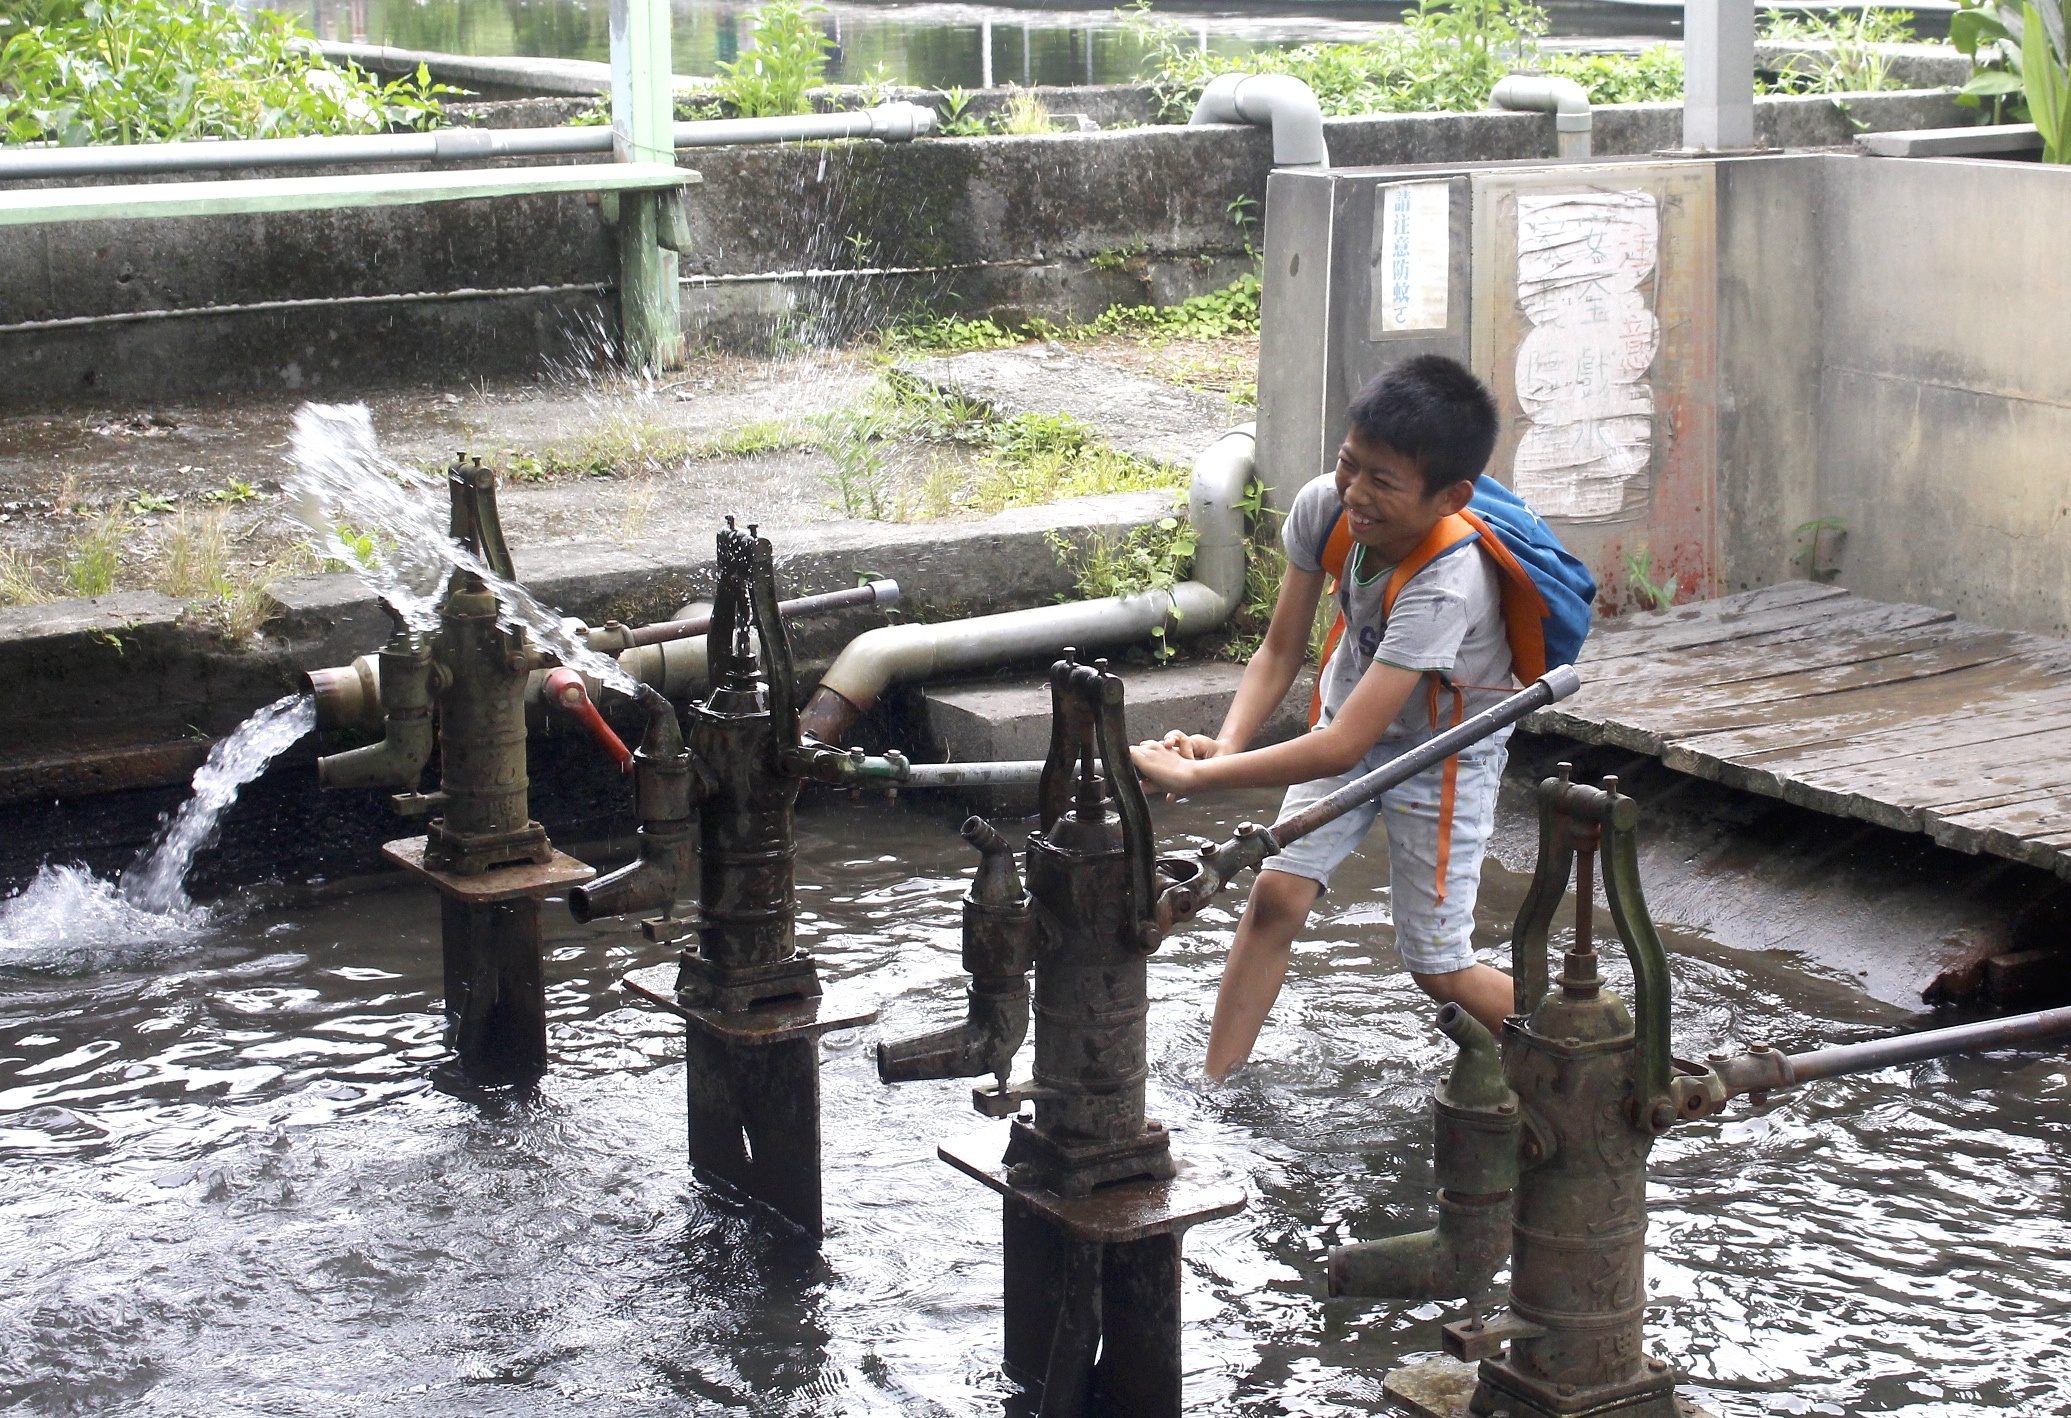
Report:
1308,478,1596,721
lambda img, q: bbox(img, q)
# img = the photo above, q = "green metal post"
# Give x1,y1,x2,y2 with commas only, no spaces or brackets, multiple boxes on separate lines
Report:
611,0,684,371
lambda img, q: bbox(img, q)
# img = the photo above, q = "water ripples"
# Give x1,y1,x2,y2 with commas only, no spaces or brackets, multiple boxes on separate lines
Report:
2,793,2069,1414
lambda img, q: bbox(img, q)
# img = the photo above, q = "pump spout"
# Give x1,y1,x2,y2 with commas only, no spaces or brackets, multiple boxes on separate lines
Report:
315,630,436,791
877,816,1040,1084
1329,1003,1519,1299
569,685,695,924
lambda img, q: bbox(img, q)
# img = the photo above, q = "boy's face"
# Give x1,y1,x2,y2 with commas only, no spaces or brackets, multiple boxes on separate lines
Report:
1333,428,1474,563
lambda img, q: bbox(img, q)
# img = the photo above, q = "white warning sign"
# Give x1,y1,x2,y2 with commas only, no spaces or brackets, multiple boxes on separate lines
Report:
1374,180,1451,333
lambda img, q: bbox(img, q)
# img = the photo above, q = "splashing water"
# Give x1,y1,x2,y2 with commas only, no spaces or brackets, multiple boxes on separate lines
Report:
285,403,637,696
121,693,318,914
0,693,316,971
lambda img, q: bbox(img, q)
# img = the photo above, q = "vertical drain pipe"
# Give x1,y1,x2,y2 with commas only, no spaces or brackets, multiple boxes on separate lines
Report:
1187,74,1330,168
1491,75,1593,160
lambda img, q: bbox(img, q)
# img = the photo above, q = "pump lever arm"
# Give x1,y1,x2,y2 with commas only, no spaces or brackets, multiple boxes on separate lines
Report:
1674,1003,2071,1123
1154,669,1582,930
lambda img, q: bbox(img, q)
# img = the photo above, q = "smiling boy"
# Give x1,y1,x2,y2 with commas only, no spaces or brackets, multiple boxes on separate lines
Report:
1131,356,1517,1081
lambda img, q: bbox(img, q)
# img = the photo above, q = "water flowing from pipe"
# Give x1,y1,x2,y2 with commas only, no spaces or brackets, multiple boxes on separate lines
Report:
283,402,638,697
120,693,318,914
0,693,317,969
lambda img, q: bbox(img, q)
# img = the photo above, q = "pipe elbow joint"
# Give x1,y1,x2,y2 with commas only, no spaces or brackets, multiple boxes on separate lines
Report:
316,712,433,791
1327,1188,1513,1299
1491,74,1593,158
568,845,685,923
1190,73,1329,168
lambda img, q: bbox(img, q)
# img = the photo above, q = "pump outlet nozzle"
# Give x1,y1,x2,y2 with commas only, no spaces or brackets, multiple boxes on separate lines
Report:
315,631,436,792
1328,1003,1519,1300
569,685,694,924
877,816,1040,1084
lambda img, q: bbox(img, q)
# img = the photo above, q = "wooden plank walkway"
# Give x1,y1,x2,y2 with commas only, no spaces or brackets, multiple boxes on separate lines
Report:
1527,582,2071,881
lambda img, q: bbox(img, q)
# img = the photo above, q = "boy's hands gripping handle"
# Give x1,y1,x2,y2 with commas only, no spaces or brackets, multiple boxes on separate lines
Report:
1153,667,1582,931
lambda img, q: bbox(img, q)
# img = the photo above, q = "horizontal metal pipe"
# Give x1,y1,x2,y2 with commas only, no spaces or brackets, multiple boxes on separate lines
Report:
799,425,1256,743
0,103,935,181
592,578,899,652
1786,1005,2071,1087
1273,666,1581,847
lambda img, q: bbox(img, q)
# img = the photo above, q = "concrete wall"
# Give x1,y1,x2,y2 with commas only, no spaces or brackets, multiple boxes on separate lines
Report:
1807,157,2071,635
0,88,1962,410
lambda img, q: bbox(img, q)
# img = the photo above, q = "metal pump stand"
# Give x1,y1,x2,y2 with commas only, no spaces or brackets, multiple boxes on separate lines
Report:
918,655,1245,1418
316,458,594,1086
618,521,875,1240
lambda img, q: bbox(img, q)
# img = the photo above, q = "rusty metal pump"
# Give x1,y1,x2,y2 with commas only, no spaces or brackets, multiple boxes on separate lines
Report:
312,457,593,1086
900,655,1244,1418
605,519,874,1241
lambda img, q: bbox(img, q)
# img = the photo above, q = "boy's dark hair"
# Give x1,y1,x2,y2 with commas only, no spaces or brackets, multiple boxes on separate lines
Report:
1346,355,1500,495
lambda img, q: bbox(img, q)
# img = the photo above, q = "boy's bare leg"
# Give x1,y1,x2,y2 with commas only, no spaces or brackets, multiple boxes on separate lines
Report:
1409,964,1514,1035
1206,869,1321,1081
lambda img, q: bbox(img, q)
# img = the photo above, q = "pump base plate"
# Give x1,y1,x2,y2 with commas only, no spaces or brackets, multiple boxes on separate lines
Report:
620,962,875,1045
383,836,594,902
940,1123,1245,1244
1381,1361,1718,1418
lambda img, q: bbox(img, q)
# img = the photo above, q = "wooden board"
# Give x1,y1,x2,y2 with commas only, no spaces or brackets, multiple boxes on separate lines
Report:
1548,582,2071,874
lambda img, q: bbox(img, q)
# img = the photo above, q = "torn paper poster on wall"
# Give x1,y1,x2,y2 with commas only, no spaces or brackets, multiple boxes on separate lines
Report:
1511,189,1661,521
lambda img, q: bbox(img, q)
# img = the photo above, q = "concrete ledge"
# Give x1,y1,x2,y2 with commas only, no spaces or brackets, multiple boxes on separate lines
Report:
1857,122,2043,157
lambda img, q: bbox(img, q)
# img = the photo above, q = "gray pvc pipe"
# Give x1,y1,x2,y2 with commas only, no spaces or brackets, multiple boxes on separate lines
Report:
810,424,1256,720
1188,74,1329,168
1491,75,1593,159
0,103,936,181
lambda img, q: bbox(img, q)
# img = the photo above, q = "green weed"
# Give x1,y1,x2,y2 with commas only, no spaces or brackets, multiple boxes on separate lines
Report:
1758,7,1919,93
162,508,231,600
200,480,260,505
1092,242,1149,273
124,491,176,515
998,89,1055,134
880,313,1027,355
937,85,990,136
0,549,50,607
0,0,452,145
1623,545,1679,611
62,511,126,597
712,0,832,118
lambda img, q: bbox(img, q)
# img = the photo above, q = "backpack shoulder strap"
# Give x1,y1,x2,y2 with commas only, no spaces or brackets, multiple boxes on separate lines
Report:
1315,504,1354,582
1459,508,1552,684
1381,514,1479,620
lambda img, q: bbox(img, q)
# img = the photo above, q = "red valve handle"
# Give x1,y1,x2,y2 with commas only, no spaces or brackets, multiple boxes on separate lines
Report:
544,667,632,774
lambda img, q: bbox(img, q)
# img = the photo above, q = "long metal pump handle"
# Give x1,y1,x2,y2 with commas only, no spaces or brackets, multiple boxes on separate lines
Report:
1153,667,1582,929
838,665,1582,794
1680,1005,2071,1120
585,579,901,652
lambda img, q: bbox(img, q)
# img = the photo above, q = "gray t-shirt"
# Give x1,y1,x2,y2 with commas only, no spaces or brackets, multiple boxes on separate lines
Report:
1282,474,1516,747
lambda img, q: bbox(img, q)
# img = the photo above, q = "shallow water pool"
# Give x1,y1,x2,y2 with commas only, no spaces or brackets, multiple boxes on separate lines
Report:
2,789,2067,1414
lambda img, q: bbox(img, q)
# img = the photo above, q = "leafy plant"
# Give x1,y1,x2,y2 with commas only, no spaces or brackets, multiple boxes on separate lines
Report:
937,85,989,136
200,480,260,505
1952,0,2071,147
1622,545,1678,611
1047,513,1200,658
814,405,899,519
328,523,386,573
1092,241,1149,273
711,0,832,119
2023,0,2071,158
1127,0,1554,122
880,312,1025,354
124,490,176,515
1757,7,1918,95
0,0,452,145
1078,272,1262,342
1541,45,1685,104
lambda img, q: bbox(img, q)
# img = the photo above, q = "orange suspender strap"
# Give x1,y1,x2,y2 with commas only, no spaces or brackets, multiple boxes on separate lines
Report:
1305,511,1358,728
1381,516,1477,909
